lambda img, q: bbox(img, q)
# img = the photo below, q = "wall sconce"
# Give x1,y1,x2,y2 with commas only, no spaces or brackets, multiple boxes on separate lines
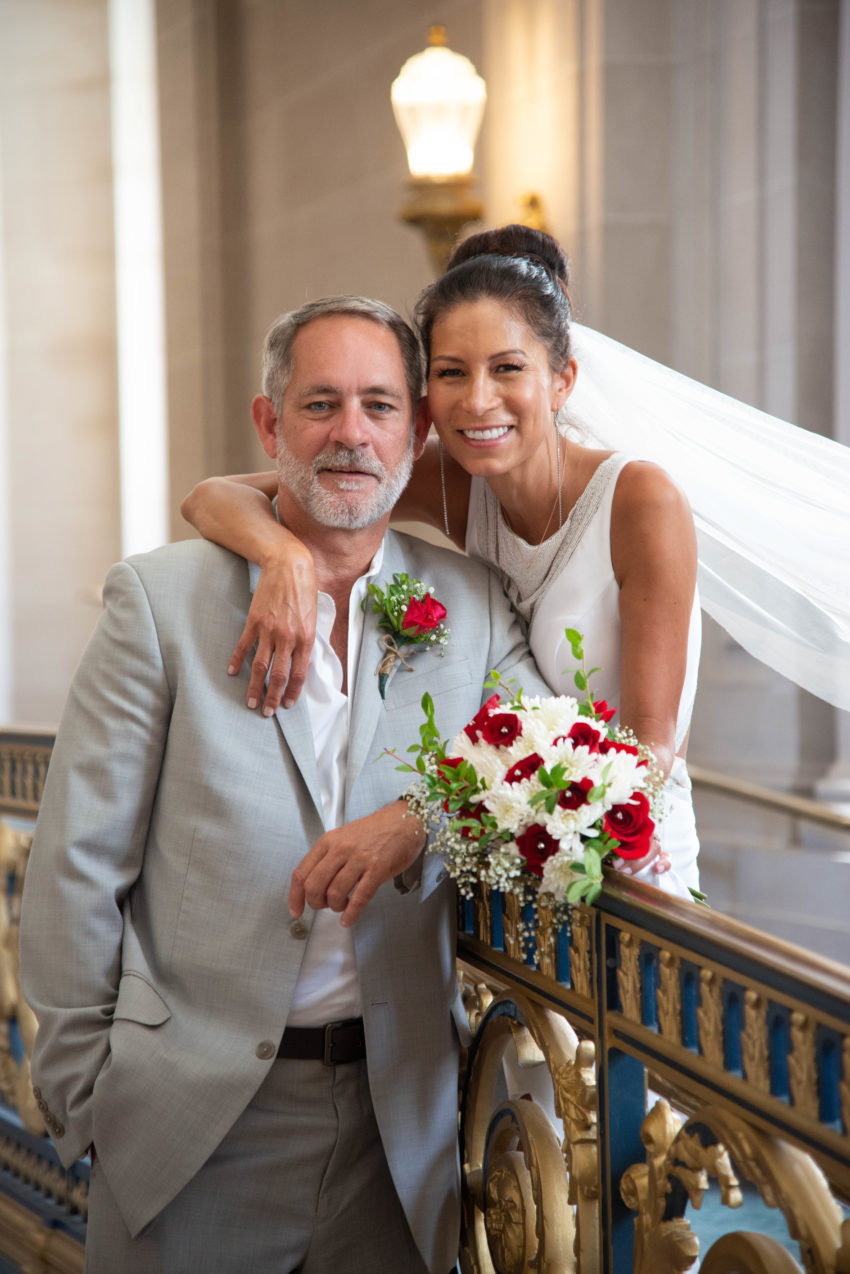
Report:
391,26,486,273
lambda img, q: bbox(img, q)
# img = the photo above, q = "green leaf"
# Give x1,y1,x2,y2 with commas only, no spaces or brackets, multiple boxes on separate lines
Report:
564,628,584,661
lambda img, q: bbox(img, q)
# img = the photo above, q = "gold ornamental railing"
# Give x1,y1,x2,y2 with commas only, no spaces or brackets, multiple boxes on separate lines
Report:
2,728,849,1273
457,882,850,1273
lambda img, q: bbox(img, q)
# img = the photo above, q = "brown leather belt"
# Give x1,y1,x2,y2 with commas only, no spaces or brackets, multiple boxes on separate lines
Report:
277,1017,366,1065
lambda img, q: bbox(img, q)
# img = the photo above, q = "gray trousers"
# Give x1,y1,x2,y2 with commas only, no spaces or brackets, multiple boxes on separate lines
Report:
84,1056,432,1273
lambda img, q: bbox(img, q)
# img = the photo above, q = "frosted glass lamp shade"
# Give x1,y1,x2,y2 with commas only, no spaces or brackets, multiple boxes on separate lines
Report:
391,30,486,179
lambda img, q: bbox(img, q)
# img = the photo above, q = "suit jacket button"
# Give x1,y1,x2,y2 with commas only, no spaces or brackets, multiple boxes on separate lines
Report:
289,918,308,939
256,1041,276,1061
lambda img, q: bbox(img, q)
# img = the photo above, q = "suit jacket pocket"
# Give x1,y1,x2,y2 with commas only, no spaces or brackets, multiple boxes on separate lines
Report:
113,972,171,1027
383,655,472,710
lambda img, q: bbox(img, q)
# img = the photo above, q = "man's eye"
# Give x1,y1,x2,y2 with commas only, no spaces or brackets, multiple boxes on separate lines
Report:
306,400,332,412
367,401,395,414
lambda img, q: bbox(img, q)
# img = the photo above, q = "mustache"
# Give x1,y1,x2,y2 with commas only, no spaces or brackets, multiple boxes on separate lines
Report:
312,447,386,480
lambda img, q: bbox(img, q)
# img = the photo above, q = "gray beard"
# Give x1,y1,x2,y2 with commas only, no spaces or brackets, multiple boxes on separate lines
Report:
276,439,414,529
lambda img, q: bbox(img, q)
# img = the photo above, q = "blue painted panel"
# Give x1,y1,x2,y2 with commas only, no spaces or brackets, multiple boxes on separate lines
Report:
722,984,743,1076
489,889,504,951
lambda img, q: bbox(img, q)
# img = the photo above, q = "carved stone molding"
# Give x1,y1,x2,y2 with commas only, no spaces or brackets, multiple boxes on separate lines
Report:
617,931,641,1023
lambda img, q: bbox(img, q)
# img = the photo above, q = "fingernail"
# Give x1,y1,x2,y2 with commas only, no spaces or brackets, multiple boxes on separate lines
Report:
283,697,294,710
262,704,275,717
247,696,258,709
227,664,236,675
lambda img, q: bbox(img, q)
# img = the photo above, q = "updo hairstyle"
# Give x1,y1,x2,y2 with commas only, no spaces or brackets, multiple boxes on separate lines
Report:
414,224,573,374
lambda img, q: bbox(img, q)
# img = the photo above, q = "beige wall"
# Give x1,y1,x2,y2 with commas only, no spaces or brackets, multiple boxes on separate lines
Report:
0,0,120,724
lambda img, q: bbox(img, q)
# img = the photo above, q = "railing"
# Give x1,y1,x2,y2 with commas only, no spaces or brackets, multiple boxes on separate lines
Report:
2,728,849,1273
690,763,850,834
457,882,850,1273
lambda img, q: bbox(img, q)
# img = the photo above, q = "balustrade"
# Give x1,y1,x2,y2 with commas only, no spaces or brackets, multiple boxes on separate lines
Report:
0,729,848,1272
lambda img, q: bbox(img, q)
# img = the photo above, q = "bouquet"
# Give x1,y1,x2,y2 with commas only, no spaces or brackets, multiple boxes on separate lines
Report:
394,630,665,912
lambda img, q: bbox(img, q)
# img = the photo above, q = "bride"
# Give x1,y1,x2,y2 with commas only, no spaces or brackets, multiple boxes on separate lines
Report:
182,224,850,897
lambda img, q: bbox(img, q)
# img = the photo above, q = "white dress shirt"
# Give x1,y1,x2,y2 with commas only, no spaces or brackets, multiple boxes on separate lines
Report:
274,543,384,1026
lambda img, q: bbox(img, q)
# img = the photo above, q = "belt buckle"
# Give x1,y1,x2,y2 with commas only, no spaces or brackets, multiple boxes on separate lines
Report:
323,1020,345,1066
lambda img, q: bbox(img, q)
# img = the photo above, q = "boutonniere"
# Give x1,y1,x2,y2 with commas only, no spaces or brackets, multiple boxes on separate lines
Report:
365,573,450,698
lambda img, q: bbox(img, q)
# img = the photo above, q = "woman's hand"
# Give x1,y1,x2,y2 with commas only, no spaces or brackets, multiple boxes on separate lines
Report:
608,834,672,878
228,549,318,713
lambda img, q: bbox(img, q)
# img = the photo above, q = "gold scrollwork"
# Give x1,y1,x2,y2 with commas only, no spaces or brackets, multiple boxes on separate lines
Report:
474,887,492,948
788,1011,818,1121
658,950,682,1044
535,901,557,980
623,1101,846,1274
617,931,641,1022
742,991,770,1093
699,1231,804,1273
502,893,524,962
460,991,597,1274
569,908,592,999
697,969,724,1068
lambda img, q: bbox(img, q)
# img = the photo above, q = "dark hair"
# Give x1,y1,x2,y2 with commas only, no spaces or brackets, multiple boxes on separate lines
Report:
261,295,423,416
414,224,573,373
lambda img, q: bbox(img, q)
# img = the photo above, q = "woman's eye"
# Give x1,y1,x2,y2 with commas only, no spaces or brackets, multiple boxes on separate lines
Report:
435,367,463,379
496,362,525,374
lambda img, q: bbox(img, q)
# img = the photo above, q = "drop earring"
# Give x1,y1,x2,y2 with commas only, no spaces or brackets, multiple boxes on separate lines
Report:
439,439,451,539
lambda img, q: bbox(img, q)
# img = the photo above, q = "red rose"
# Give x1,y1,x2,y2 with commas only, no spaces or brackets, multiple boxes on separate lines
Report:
603,792,654,859
402,594,447,635
481,712,523,748
516,825,560,877
557,777,594,810
504,753,544,785
436,756,463,779
567,721,602,752
599,738,639,758
464,694,501,743
593,699,617,723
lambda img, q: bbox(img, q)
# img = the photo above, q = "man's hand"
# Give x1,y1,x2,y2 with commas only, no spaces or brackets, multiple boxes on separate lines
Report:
289,801,427,928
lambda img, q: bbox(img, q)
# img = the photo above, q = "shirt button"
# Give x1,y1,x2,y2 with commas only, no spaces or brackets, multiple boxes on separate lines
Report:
32,1087,41,1099
289,918,308,939
52,1122,65,1138
256,1041,276,1061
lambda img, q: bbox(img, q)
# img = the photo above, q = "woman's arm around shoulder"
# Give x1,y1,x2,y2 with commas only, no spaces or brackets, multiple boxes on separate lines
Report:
181,472,317,713
610,460,698,780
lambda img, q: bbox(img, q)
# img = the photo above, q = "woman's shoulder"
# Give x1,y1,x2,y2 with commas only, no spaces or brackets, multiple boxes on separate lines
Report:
611,458,691,521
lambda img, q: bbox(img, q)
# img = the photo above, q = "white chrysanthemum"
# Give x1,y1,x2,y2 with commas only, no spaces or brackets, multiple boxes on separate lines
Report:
541,801,604,842
450,733,510,788
480,779,541,835
598,750,648,806
540,850,585,903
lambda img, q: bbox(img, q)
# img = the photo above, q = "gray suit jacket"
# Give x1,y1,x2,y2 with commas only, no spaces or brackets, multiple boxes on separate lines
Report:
19,530,548,1273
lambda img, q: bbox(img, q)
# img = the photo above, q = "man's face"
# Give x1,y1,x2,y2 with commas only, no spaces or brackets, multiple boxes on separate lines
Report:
261,315,425,531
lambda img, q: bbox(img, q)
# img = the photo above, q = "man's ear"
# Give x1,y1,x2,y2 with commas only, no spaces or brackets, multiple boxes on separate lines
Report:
412,396,431,460
251,395,279,461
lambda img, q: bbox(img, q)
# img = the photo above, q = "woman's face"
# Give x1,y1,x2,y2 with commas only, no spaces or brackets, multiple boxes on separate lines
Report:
425,298,575,480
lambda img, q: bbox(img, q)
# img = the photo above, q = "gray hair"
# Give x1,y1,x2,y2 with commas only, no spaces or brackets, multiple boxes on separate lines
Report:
260,296,424,416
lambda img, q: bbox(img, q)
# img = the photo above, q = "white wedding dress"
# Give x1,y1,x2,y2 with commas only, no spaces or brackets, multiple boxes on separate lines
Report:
465,453,701,899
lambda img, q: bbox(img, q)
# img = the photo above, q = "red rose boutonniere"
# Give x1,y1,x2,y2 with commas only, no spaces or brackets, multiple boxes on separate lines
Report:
365,573,450,698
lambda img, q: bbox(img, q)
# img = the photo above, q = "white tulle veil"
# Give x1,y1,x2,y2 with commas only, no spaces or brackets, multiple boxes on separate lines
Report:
563,324,850,712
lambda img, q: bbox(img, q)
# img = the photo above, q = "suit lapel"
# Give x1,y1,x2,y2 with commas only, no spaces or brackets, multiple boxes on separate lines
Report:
344,532,406,808
245,560,325,825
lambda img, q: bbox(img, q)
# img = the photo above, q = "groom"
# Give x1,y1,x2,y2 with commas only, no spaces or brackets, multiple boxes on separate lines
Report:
20,295,547,1273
